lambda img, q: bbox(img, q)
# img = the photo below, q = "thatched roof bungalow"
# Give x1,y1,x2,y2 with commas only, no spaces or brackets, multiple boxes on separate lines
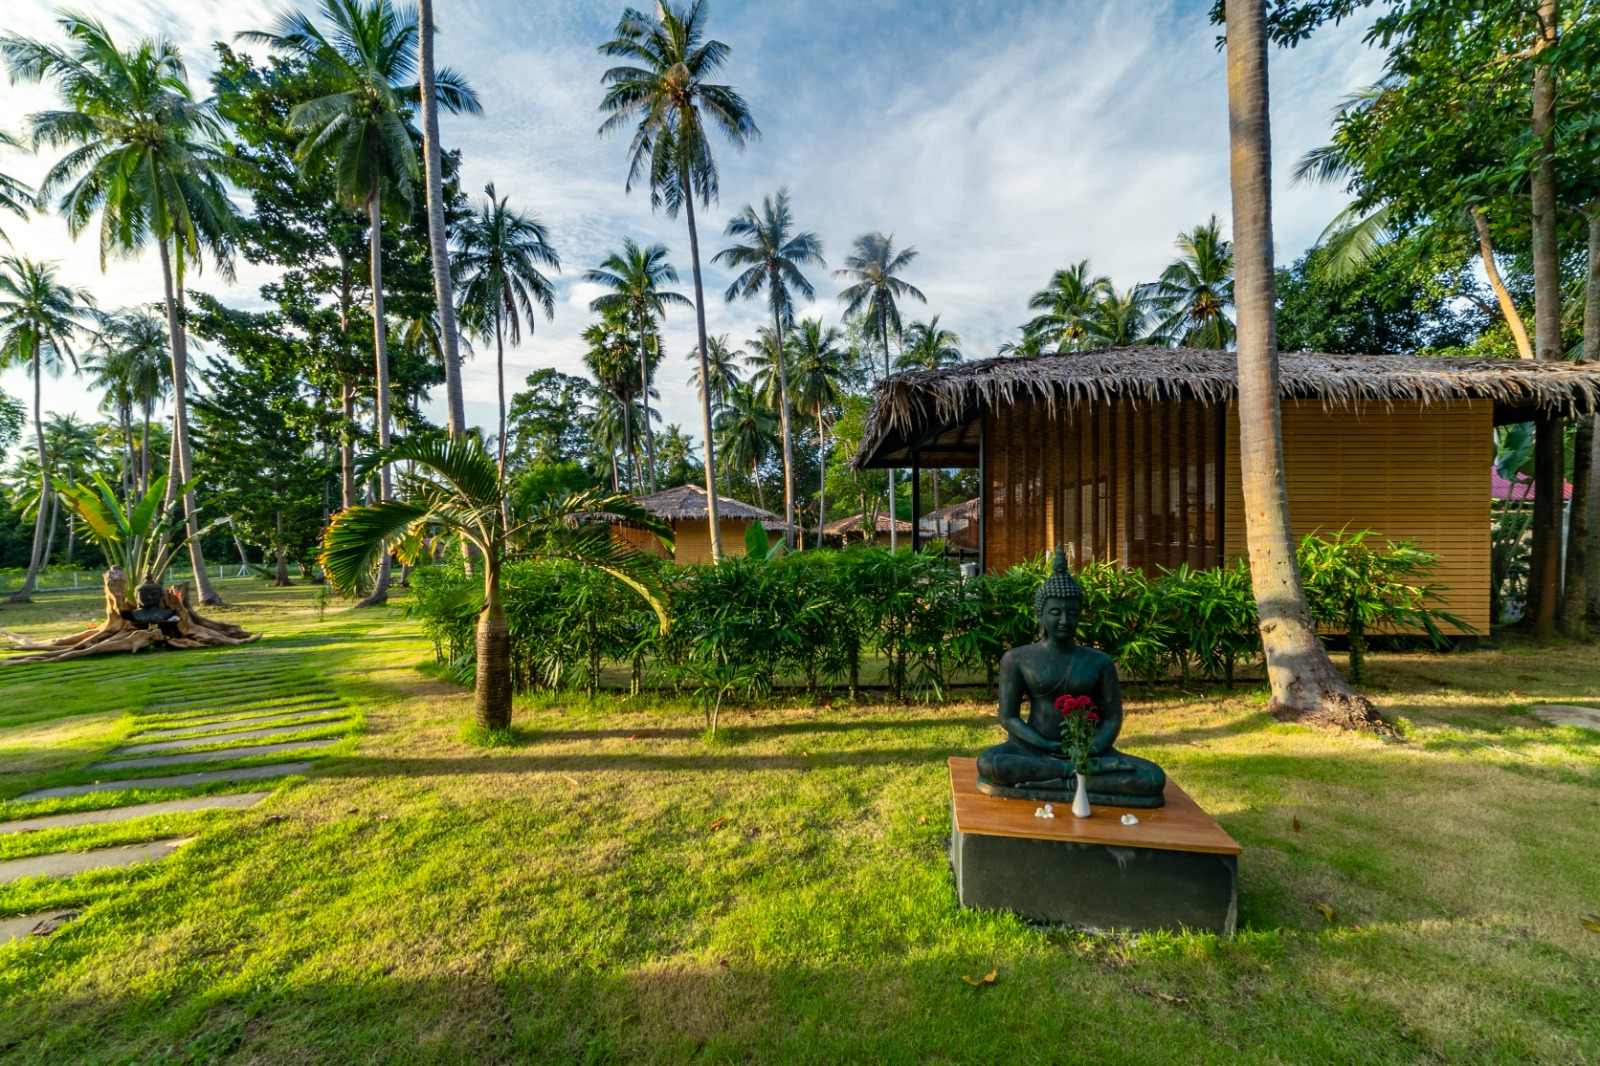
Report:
821,511,913,546
854,346,1600,633
610,484,780,565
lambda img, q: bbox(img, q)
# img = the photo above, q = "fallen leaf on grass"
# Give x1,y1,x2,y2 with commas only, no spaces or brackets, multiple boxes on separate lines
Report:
628,733,651,740
1292,816,1301,833
708,818,727,831
1314,902,1334,923
961,970,997,986
1581,915,1600,934
1153,991,1189,1005
917,817,927,825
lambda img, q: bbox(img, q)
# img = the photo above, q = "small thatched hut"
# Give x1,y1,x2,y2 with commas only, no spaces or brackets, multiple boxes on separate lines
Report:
822,511,914,546
854,347,1600,633
611,484,780,564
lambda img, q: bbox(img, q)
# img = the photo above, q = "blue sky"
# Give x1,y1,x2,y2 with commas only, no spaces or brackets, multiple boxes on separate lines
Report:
1,0,1385,454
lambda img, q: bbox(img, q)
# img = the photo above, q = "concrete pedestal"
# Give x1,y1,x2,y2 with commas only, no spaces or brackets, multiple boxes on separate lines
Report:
948,757,1240,935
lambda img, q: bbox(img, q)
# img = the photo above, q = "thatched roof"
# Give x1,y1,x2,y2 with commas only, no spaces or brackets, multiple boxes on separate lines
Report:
629,484,779,523
855,346,1600,469
822,512,914,536
921,498,978,524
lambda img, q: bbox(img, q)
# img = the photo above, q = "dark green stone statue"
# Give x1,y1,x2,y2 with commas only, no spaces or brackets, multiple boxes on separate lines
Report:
975,547,1167,808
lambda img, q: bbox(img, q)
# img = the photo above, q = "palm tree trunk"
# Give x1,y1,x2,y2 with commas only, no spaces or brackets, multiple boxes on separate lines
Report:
274,509,291,587
120,405,134,506
139,402,152,501
638,321,657,493
682,189,724,561
817,407,827,545
1527,0,1563,638
773,298,796,549
1570,206,1600,632
754,460,766,512
158,238,219,605
1226,0,1374,728
7,341,48,602
880,312,897,551
496,314,508,477
1469,208,1533,360
476,555,512,730
418,0,467,439
359,185,393,607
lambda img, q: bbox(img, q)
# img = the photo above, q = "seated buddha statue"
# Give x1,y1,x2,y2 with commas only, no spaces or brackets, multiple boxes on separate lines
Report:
975,547,1167,808
128,576,180,629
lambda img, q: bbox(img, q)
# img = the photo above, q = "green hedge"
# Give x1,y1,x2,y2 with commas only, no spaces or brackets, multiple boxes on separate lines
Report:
409,531,1463,702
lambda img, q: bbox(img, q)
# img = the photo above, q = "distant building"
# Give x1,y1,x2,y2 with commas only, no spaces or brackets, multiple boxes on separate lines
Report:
609,484,780,565
821,511,913,546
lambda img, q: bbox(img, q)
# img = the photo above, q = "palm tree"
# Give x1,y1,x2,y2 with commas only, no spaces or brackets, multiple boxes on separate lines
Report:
321,435,669,730
0,130,32,245
39,411,96,566
714,188,824,548
996,332,1050,358
835,231,925,549
1023,260,1110,351
598,1,759,562
4,13,240,605
455,183,560,477
789,318,845,538
584,239,689,494
416,0,472,438
687,333,743,412
656,422,702,486
0,255,93,602
242,0,482,606
1225,0,1372,726
582,308,647,489
895,316,962,372
1088,283,1162,348
714,379,777,512
85,309,171,502
1153,216,1235,349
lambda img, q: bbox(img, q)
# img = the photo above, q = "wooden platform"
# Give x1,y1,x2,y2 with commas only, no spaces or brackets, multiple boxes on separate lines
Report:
949,757,1241,855
948,757,1241,933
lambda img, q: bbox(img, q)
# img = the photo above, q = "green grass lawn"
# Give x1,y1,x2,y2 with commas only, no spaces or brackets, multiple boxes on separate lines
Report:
2,580,1598,1064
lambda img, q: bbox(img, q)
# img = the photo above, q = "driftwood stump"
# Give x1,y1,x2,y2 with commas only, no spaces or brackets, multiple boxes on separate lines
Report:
0,568,259,665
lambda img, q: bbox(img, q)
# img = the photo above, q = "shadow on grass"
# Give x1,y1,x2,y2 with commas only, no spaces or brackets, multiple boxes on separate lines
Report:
513,716,995,744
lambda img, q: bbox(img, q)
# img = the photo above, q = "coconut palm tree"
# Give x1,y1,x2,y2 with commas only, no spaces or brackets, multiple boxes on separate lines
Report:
1225,0,1372,726
455,183,560,477
1153,216,1235,349
686,333,743,413
584,239,688,494
241,0,482,606
1088,283,1163,348
0,130,32,245
85,309,172,502
714,188,824,548
598,1,759,561
996,332,1050,358
714,379,777,512
835,231,925,549
1023,260,1111,351
4,13,239,605
321,435,670,730
582,307,649,490
0,256,93,602
789,318,845,538
895,316,962,373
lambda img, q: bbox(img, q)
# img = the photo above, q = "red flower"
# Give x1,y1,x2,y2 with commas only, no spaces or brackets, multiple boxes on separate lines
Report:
1087,712,1101,724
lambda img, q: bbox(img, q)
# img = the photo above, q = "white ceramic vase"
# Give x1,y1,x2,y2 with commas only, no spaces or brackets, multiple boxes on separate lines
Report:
1072,772,1091,818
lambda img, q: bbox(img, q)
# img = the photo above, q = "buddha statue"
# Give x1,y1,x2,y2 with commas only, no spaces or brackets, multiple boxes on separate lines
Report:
975,547,1167,808
128,576,180,629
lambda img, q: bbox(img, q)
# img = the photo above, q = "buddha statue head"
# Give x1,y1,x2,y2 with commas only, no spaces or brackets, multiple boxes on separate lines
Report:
135,576,164,610
1035,545,1083,645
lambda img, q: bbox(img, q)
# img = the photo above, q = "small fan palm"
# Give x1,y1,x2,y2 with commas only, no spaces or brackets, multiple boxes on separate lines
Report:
321,435,672,730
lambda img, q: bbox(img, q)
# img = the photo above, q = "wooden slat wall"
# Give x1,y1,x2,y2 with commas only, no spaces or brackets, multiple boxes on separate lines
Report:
614,520,755,565
1221,399,1491,634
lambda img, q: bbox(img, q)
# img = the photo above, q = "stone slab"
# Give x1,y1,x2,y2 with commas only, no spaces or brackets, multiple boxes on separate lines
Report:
114,721,349,754
0,792,273,835
90,738,341,770
0,838,189,884
948,757,1239,934
147,692,333,714
132,708,345,738
1532,704,1600,733
15,762,313,800
0,910,78,944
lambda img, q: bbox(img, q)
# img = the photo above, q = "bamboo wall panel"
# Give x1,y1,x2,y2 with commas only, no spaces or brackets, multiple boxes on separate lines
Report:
614,520,756,565
1221,399,1491,633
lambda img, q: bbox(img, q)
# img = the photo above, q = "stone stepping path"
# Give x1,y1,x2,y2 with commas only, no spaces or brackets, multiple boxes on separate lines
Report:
114,722,349,755
16,762,314,801
90,738,341,771
1532,704,1600,733
152,702,346,728
1,910,78,944
150,693,335,717
0,838,190,884
150,687,334,710
131,709,347,740
0,792,273,835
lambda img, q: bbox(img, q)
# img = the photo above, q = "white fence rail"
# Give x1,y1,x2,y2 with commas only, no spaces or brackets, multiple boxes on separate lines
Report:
0,564,252,595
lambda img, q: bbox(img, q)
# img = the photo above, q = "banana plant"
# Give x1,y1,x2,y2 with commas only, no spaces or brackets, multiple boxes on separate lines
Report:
55,472,214,584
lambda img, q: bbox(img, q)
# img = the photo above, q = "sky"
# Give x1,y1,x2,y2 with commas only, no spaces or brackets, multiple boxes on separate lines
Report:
0,0,1387,460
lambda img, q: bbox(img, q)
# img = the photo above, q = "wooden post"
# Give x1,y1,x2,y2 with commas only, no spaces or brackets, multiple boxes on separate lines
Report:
912,450,922,553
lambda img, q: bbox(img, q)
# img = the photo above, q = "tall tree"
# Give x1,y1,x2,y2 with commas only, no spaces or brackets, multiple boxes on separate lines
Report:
583,239,688,493
85,309,172,503
598,0,759,561
4,13,240,604
582,307,648,489
715,378,777,512
1022,260,1111,351
1225,0,1375,727
714,188,825,547
416,0,471,438
835,230,925,549
686,332,743,411
243,0,481,606
0,130,32,245
1088,283,1163,347
455,183,559,477
1153,216,1236,348
0,256,93,602
789,318,846,537
895,316,963,372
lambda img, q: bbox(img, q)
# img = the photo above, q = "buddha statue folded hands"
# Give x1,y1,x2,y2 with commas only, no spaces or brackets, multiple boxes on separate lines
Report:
974,547,1167,809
